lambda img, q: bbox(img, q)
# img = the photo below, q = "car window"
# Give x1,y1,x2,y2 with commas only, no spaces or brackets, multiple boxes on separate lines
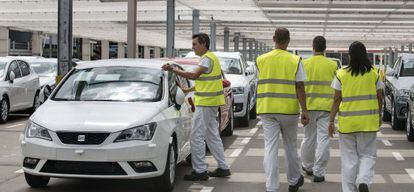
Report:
8,61,22,79
400,59,414,77
31,61,57,76
0,61,6,78
219,57,242,75
18,61,30,76
52,66,163,102
393,57,402,75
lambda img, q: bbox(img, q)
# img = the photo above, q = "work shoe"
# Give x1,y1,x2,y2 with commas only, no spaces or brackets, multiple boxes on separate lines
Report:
288,175,304,192
302,166,313,176
208,168,231,177
358,183,369,192
183,170,209,181
313,175,325,183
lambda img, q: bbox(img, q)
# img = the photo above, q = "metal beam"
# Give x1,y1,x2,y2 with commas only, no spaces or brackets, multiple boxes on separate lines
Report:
166,0,175,57
242,37,247,59
224,27,229,52
248,39,253,61
192,9,199,35
57,0,72,82
210,21,216,51
234,32,240,52
127,0,137,58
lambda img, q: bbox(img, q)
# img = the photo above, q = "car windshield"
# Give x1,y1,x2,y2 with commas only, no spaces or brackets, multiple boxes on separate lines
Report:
52,66,163,102
31,62,57,76
219,57,242,74
0,62,6,77
400,60,414,77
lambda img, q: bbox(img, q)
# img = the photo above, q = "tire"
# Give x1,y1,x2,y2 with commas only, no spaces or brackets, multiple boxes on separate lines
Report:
29,91,40,114
154,143,176,192
391,101,406,130
24,172,49,188
222,106,234,136
406,109,414,142
250,103,257,120
239,96,250,127
382,99,391,122
0,98,9,123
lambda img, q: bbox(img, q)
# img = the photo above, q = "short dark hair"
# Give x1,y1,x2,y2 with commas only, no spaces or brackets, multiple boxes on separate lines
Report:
313,36,326,52
274,28,290,45
192,33,210,49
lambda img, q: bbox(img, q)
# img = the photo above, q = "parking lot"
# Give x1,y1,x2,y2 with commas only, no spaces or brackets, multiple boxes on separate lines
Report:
1,115,413,192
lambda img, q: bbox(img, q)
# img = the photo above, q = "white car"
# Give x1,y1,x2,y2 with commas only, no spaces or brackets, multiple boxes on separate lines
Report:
22,58,57,100
186,52,258,127
0,57,40,122
21,59,193,192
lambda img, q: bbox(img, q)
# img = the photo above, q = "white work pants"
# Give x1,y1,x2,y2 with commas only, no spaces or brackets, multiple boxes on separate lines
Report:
191,106,229,173
300,111,330,177
261,114,302,192
339,132,377,192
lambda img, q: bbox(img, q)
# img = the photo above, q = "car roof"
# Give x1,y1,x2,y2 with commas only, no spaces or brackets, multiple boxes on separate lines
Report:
75,59,168,70
401,53,414,60
0,57,15,63
20,57,57,63
166,57,199,65
186,51,242,59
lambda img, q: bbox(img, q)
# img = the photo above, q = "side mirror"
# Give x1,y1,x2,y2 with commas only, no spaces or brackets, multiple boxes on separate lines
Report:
245,66,254,76
385,70,394,77
222,79,231,88
8,71,15,83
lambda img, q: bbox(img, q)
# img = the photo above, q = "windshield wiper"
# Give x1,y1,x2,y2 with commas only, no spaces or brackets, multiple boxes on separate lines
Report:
80,99,123,102
88,80,159,86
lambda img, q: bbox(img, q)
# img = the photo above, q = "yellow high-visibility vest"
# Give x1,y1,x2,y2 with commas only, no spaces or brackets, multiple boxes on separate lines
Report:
256,49,300,115
303,55,338,111
337,68,380,133
194,51,225,107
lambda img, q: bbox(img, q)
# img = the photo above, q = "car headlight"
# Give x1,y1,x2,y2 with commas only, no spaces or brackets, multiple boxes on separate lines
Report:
114,122,157,142
232,87,244,94
398,89,410,97
25,120,52,141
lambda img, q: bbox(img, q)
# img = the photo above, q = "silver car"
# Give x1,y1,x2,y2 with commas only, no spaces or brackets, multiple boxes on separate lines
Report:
0,57,40,122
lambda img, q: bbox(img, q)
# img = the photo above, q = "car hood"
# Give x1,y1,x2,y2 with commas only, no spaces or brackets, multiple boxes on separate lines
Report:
31,100,164,132
225,74,248,88
393,77,414,90
39,76,55,87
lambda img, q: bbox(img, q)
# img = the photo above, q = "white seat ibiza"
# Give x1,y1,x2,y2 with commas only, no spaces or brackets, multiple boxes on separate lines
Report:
20,59,193,192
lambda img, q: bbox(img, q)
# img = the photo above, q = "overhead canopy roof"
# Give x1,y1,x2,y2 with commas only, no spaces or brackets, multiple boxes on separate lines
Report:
1,0,413,50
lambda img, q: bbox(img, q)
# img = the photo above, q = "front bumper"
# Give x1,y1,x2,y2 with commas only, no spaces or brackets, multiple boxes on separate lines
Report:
233,93,247,117
21,132,168,179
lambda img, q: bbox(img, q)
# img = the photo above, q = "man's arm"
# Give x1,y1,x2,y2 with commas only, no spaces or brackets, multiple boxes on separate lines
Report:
296,81,309,125
172,66,206,80
328,90,342,137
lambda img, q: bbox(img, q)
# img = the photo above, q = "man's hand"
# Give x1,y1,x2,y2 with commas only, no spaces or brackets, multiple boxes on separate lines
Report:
162,63,174,71
328,122,335,138
301,110,310,126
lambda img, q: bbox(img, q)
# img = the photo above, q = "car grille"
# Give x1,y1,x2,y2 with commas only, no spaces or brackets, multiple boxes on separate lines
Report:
40,160,127,175
57,132,110,145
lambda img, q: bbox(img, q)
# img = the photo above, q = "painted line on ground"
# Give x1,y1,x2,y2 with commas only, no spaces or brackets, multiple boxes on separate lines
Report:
249,128,258,134
6,123,25,129
200,187,214,192
382,139,392,146
406,169,414,181
392,152,405,161
230,148,243,157
241,137,251,144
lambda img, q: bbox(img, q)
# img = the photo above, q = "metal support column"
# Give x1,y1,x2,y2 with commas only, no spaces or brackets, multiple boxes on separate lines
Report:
192,9,199,35
127,0,137,58
166,0,175,57
401,45,405,53
409,43,413,53
259,42,263,55
210,22,216,51
248,39,253,61
242,37,247,59
57,0,72,83
234,32,240,52
224,27,229,52
254,40,258,61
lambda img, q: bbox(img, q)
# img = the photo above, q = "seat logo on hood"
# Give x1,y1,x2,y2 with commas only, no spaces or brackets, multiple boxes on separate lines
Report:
77,135,86,142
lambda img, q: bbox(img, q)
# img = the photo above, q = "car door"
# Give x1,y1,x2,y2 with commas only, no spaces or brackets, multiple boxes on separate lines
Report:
18,61,36,108
6,61,25,111
174,73,192,159
240,56,256,110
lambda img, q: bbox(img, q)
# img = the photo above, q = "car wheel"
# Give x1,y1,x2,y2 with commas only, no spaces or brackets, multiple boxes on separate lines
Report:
0,98,9,123
154,142,176,192
406,110,414,142
391,101,406,130
250,102,257,120
29,91,40,114
222,105,234,136
24,172,49,188
382,98,391,121
239,96,250,127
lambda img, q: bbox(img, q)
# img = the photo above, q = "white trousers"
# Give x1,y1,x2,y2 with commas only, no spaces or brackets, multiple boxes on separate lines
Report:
261,114,302,192
191,106,229,173
339,132,377,192
300,111,330,177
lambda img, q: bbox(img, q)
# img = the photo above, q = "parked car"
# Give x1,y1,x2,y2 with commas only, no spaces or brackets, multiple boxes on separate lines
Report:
168,57,234,136
328,57,342,68
23,58,57,100
383,53,414,130
0,57,40,122
21,59,193,191
407,84,414,141
186,52,258,127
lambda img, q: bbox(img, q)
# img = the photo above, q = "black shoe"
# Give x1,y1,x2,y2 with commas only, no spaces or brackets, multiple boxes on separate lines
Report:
183,170,209,181
302,166,313,176
288,175,304,192
208,168,231,177
358,183,369,192
313,175,325,183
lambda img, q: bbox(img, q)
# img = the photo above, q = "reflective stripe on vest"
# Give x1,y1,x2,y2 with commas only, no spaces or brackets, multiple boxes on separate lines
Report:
256,49,300,114
194,51,225,106
337,68,379,133
303,55,337,111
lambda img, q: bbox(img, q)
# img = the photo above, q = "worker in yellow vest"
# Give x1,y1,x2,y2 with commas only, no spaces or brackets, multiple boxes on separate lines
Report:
328,41,382,192
300,36,338,183
162,33,230,181
256,28,309,192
